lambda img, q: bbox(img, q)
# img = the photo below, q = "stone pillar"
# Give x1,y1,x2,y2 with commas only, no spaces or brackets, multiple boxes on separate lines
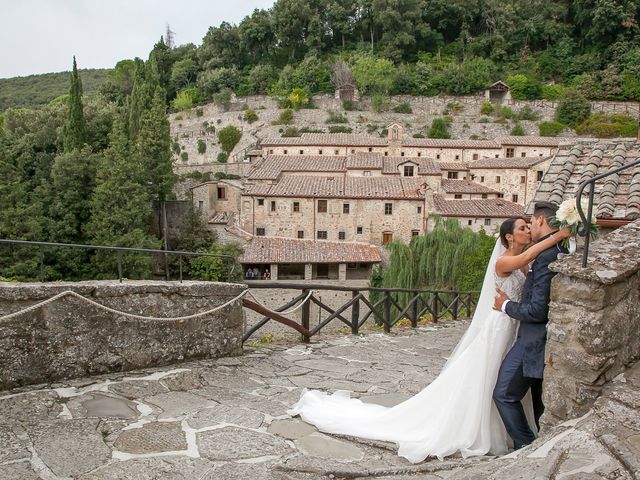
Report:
270,264,278,280
543,221,640,427
338,263,347,281
304,263,313,280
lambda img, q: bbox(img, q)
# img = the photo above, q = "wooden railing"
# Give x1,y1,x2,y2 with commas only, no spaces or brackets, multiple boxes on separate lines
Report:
242,281,480,343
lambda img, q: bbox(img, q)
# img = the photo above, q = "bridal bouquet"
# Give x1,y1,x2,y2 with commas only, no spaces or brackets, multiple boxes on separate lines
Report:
550,198,599,249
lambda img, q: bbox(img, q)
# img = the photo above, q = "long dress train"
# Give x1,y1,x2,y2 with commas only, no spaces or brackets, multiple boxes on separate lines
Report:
288,240,534,463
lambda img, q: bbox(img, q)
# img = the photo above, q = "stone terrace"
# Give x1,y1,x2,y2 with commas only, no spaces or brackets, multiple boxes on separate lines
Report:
1,321,637,479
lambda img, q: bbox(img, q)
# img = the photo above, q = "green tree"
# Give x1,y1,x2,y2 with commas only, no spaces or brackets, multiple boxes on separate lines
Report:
428,117,451,139
63,57,86,152
87,117,158,278
506,74,542,100
217,125,242,154
288,87,309,109
351,55,396,95
555,89,591,127
171,87,198,111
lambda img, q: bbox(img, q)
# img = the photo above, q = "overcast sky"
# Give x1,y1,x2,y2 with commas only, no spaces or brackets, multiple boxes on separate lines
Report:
1,0,276,79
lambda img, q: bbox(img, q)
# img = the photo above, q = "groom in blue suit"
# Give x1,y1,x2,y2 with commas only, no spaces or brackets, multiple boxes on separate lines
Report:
493,201,568,450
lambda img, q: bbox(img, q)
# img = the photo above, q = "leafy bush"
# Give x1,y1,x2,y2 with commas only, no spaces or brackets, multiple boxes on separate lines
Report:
444,101,463,115
428,117,451,139
343,100,355,111
197,139,206,154
328,125,353,133
479,116,490,123
510,123,525,136
497,106,514,119
282,127,300,137
506,74,542,100
372,93,390,113
217,125,242,154
214,172,241,180
555,90,591,127
180,151,189,161
171,87,198,111
171,142,181,154
217,152,228,163
538,121,567,136
480,101,494,115
272,108,294,125
213,89,233,112
541,84,566,100
243,108,258,124
195,107,204,117
288,87,310,110
326,110,348,123
576,114,638,138
515,105,541,121
393,102,413,114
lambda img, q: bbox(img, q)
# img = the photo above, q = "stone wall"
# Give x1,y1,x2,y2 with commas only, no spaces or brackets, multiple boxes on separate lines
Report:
0,281,246,390
543,220,640,425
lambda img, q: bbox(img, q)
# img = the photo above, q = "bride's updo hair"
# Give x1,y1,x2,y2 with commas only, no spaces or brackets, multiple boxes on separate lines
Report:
499,218,522,249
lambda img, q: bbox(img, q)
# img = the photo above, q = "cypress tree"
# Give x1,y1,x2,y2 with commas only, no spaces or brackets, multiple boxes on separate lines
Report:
63,56,86,152
128,58,152,140
87,115,159,278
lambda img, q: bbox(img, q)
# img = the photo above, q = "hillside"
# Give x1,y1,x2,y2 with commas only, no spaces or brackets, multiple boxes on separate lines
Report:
0,69,110,111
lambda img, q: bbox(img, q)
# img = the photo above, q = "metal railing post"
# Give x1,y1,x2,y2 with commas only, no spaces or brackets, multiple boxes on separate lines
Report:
383,291,391,333
411,292,418,328
301,289,310,343
351,291,360,335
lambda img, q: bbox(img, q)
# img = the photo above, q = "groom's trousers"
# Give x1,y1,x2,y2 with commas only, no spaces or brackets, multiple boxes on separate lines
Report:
493,342,543,449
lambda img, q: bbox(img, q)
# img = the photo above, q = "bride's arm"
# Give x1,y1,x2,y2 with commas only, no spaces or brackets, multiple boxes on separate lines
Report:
495,228,571,276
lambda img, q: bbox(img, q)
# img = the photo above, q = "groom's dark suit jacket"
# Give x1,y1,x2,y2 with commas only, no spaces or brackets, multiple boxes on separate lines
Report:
504,233,567,379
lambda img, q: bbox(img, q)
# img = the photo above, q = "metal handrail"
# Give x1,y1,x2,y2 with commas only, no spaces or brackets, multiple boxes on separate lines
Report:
575,157,640,267
0,239,237,282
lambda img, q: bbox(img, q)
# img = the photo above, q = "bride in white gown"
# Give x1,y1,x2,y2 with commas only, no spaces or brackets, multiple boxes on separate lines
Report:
288,219,570,463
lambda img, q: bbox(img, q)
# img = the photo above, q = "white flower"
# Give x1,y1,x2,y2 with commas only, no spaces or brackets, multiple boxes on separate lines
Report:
556,199,579,225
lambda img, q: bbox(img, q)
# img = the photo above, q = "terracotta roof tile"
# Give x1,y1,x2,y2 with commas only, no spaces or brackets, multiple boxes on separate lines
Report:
496,136,571,147
261,133,388,146
402,138,500,148
382,157,441,175
529,140,640,221
247,155,346,180
433,195,525,217
440,179,500,194
437,162,469,170
468,157,550,169
346,152,384,169
240,237,382,264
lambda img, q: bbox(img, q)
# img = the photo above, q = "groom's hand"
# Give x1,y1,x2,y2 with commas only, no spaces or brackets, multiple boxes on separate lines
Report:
494,288,509,311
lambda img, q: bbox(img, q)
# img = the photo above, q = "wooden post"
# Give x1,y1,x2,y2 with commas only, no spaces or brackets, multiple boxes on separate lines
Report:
351,291,360,335
452,294,459,320
383,291,391,333
432,292,439,323
411,293,418,328
301,289,311,343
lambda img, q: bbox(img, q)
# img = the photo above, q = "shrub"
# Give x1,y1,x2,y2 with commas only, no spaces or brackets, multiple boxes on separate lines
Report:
510,123,525,136
366,124,378,134
328,125,352,133
180,151,189,161
325,110,348,124
243,108,258,124
196,107,204,117
445,101,463,115
393,102,413,114
272,108,294,125
343,100,355,111
288,87,310,110
214,172,241,180
479,116,490,123
282,127,300,137
555,90,591,127
197,139,206,154
515,105,540,121
497,106,514,119
217,125,242,154
171,142,181,154
506,74,542,100
541,84,566,100
428,117,450,139
412,132,426,138
576,114,638,138
217,152,228,163
480,101,494,115
213,89,233,112
172,87,198,111
538,121,567,137
372,93,390,113
298,127,324,133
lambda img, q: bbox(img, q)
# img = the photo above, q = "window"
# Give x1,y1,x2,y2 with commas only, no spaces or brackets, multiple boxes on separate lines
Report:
317,200,327,213
447,171,459,179
284,149,288,154
343,203,350,214
512,194,519,203
498,193,504,198
537,170,544,181
363,170,371,177
484,219,491,226
480,176,485,183
481,194,488,199
520,176,526,184
338,231,346,240
473,153,479,160
357,226,363,235
417,152,422,157
384,203,393,215
257,199,264,206
270,201,276,212
521,152,526,157
384,151,388,156
317,230,328,240
468,220,473,226
401,151,405,157
382,232,393,244
217,187,226,200
436,154,441,159
455,155,460,160
495,154,499,158
198,201,204,209
299,149,304,154
319,149,323,154
506,148,515,158
293,201,300,213
297,230,304,239
403,165,414,177
256,227,265,236
417,206,422,214
496,176,501,183
368,147,373,152
268,149,274,154
351,149,356,154
412,230,420,237
454,194,463,199
334,149,339,155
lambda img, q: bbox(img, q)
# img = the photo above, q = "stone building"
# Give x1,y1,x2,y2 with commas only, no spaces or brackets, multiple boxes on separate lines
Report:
484,80,512,104
239,236,380,281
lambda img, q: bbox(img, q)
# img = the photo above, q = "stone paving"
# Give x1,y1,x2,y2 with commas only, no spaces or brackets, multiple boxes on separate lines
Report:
0,320,638,479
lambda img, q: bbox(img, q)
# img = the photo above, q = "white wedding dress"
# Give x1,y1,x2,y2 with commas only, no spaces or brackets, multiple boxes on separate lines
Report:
288,240,535,463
